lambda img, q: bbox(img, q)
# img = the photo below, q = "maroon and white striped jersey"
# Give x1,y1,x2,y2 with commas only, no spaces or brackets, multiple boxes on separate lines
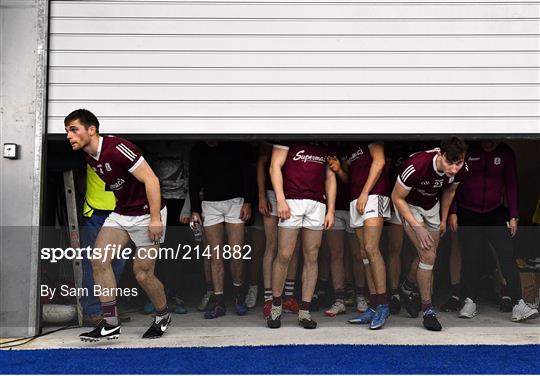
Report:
85,135,159,216
397,148,467,210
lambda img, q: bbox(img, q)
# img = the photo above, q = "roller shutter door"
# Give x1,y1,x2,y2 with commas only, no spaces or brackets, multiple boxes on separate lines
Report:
47,0,540,135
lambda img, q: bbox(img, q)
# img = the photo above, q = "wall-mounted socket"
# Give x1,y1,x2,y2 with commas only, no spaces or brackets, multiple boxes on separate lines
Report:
3,143,19,159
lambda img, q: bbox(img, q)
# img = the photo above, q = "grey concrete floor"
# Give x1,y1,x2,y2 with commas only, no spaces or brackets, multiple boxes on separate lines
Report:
8,301,539,349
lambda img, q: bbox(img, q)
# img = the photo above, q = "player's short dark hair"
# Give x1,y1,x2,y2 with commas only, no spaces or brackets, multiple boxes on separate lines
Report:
64,109,100,133
440,137,468,162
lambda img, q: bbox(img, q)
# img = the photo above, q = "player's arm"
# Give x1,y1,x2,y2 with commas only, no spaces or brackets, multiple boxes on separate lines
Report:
324,165,337,229
392,182,433,249
356,143,385,214
328,157,349,184
504,147,519,236
257,145,271,216
270,145,290,219
131,160,163,241
440,183,459,236
240,143,254,222
391,183,420,228
188,144,203,224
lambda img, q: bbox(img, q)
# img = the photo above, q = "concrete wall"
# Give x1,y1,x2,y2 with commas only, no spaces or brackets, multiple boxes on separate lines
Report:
0,0,48,337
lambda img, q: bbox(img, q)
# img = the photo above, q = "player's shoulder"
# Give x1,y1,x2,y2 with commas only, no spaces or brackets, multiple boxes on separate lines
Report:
105,136,141,162
407,148,437,168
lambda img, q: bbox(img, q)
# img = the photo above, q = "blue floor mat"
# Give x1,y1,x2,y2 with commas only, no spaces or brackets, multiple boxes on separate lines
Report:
1,344,538,374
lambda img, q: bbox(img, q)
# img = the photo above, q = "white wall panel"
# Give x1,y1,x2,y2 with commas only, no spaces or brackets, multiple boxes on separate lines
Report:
47,1,540,134
49,84,539,101
50,19,539,35
49,68,539,85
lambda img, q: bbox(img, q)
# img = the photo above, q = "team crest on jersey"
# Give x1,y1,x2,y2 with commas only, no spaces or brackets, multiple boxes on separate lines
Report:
105,163,112,172
434,179,444,188
494,157,501,165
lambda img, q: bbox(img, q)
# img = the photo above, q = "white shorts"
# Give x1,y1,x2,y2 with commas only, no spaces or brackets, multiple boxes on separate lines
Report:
103,207,167,247
400,202,441,232
387,207,403,225
202,197,245,227
279,199,326,230
330,210,353,233
266,190,278,217
349,195,391,228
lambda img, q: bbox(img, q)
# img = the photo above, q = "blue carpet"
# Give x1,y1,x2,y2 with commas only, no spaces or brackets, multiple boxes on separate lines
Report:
1,345,538,374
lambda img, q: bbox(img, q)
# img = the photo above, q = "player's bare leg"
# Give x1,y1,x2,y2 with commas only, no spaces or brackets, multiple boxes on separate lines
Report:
325,229,346,316
226,222,248,314
404,224,442,330
204,223,226,317
349,233,367,311
262,215,279,313
387,223,404,313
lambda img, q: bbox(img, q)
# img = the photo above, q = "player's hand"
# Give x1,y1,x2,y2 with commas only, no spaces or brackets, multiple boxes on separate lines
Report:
412,225,434,249
356,193,369,215
327,156,341,173
277,199,291,220
448,214,458,232
240,203,252,222
324,211,335,230
191,212,202,225
179,214,191,224
509,218,518,237
439,221,447,237
148,219,164,244
258,196,271,217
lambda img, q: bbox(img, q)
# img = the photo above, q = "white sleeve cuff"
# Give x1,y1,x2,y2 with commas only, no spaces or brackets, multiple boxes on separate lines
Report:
397,176,412,191
128,156,145,173
273,144,289,150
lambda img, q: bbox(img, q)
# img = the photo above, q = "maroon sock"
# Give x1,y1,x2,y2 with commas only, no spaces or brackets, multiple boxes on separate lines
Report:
500,284,510,297
379,292,388,305
335,289,345,301
300,300,310,311
368,294,376,309
214,293,225,307
273,296,282,307
102,300,118,326
421,300,432,312
155,305,169,317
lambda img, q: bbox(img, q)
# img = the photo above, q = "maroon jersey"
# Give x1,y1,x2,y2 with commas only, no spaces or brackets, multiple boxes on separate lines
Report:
344,142,390,201
397,148,467,210
275,142,330,203
85,136,157,216
455,142,518,218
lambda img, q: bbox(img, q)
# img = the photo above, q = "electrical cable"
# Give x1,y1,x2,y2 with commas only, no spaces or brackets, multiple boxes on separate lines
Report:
0,325,78,349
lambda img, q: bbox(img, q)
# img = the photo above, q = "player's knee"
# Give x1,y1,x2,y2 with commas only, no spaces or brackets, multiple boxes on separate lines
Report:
303,250,318,265
90,257,108,273
419,252,436,267
364,243,379,258
276,250,293,265
134,269,151,285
